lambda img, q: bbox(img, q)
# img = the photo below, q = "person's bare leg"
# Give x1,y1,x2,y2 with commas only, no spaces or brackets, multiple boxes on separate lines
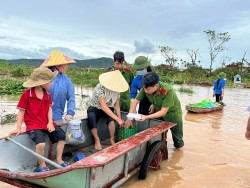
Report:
91,128,102,150
108,121,116,146
56,141,65,164
36,143,46,167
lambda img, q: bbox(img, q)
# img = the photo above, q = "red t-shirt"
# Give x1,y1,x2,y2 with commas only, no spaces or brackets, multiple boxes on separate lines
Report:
17,88,53,131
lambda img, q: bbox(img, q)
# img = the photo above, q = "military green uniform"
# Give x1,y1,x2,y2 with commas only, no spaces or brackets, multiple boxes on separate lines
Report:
106,66,134,112
136,82,184,148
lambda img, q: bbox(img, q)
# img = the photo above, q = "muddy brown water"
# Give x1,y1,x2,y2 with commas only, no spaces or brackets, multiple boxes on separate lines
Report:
1,85,250,188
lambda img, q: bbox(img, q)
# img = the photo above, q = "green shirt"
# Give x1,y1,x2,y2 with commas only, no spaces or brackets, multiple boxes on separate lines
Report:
136,82,182,121
106,66,134,85
106,66,134,111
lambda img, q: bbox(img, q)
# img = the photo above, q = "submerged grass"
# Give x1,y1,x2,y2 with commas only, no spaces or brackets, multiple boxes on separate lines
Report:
178,87,194,94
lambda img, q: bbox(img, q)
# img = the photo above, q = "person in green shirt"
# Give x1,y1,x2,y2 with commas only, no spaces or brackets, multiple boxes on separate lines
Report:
124,72,184,148
106,51,134,112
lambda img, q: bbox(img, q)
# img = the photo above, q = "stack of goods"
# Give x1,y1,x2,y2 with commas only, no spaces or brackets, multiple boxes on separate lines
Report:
187,99,221,108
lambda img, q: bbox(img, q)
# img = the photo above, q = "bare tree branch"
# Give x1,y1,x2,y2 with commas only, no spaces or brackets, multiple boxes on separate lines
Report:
159,46,178,67
204,30,231,74
186,49,199,66
241,51,249,66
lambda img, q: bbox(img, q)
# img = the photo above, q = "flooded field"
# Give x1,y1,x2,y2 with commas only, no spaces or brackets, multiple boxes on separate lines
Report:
1,85,250,187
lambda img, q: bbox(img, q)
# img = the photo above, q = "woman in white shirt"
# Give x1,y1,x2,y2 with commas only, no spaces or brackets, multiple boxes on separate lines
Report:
87,70,129,150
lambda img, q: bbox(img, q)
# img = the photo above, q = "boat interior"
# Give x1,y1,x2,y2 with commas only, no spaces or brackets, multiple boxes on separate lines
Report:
0,113,165,173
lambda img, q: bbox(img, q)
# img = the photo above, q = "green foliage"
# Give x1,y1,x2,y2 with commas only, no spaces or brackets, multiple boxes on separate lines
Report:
0,80,26,95
2,58,250,97
178,87,194,94
67,68,103,87
185,66,207,76
0,60,13,76
1,113,17,124
0,60,33,78
11,67,26,77
241,68,250,81
182,66,211,85
174,79,184,84
160,75,172,83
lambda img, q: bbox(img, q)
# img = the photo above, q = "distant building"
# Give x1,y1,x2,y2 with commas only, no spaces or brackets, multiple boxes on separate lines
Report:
234,74,241,86
179,63,187,71
226,64,239,70
165,65,173,70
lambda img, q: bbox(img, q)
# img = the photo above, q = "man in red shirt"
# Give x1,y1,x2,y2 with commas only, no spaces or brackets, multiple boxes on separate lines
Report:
9,67,69,172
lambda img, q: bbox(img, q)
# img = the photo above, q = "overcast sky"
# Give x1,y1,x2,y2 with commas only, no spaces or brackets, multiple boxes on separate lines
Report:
1,0,250,69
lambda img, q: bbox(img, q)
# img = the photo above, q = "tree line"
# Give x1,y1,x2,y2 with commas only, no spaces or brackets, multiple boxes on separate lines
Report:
159,30,249,75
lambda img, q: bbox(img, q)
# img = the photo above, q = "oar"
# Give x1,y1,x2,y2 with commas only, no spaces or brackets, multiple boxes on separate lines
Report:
5,137,63,169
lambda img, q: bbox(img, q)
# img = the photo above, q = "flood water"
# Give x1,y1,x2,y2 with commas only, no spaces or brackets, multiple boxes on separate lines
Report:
1,85,250,188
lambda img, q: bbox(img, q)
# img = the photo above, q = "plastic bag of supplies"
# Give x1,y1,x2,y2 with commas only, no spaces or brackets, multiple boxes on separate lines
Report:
65,119,86,145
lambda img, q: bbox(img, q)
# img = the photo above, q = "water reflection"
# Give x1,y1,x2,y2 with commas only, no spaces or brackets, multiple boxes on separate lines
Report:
163,149,184,187
185,110,223,129
210,111,223,129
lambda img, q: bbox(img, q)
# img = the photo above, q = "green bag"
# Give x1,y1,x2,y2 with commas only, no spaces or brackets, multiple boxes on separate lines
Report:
116,124,138,142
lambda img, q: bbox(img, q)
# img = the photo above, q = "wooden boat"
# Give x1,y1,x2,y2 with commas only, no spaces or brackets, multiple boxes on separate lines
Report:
0,113,175,188
186,104,224,113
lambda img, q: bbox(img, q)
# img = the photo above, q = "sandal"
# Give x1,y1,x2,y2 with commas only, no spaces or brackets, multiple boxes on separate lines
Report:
60,161,69,167
34,166,50,172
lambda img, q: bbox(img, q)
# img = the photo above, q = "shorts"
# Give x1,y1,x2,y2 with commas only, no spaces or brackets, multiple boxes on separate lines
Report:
87,106,115,130
27,126,65,145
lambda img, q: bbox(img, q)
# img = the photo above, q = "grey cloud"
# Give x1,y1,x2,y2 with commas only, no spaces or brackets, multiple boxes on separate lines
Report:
134,39,156,54
0,46,88,60
1,0,250,68
38,47,89,60
0,47,36,59
0,36,7,40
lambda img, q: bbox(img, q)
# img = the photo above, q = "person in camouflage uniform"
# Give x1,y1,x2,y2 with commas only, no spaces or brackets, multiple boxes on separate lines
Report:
106,51,134,112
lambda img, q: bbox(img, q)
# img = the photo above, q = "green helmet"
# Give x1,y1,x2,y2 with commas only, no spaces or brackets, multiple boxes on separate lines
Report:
219,72,226,78
133,56,150,70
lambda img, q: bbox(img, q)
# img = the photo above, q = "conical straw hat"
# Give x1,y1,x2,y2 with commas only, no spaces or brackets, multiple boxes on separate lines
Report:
99,70,129,92
41,50,76,67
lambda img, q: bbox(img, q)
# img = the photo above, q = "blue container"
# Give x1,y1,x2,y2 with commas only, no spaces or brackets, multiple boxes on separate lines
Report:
74,152,86,162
